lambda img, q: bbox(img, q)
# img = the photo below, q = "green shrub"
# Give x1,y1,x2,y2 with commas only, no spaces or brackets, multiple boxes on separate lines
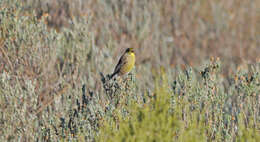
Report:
97,73,207,142
97,63,260,142
0,0,259,141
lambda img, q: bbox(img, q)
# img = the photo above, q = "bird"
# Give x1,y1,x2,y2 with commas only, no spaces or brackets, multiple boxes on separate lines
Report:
110,48,135,79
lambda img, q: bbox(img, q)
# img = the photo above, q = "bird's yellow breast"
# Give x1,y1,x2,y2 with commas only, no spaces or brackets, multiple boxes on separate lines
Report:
119,52,135,75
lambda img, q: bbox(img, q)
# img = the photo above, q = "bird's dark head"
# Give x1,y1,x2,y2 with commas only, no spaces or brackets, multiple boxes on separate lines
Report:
125,48,134,53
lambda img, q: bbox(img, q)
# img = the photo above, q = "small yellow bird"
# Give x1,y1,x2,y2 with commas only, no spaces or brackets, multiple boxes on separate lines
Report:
110,48,135,79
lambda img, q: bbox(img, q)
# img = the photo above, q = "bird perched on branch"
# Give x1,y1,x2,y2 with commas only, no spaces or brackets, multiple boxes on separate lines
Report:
110,48,135,79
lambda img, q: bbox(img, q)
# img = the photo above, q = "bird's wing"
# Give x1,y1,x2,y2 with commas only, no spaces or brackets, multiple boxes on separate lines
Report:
113,55,127,74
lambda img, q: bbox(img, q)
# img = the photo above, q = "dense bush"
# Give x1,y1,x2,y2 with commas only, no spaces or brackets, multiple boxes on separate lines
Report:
97,63,260,142
0,0,259,141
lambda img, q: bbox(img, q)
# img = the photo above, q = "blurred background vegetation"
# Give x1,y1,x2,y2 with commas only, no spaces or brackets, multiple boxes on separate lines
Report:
0,0,259,141
24,0,260,66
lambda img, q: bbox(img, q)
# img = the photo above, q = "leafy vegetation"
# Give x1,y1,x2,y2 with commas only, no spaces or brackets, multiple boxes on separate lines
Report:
97,61,260,142
0,0,259,141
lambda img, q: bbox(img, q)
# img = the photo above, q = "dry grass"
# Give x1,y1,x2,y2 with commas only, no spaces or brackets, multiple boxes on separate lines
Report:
0,0,259,141
23,0,260,67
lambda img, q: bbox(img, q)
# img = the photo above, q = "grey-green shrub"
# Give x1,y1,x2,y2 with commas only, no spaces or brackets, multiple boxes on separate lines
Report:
0,0,259,141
